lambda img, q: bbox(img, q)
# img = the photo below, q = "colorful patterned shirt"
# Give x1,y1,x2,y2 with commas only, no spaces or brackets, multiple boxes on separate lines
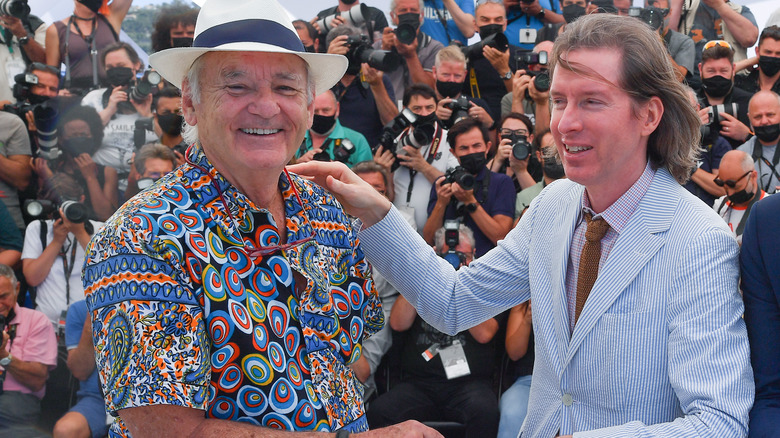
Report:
82,143,383,436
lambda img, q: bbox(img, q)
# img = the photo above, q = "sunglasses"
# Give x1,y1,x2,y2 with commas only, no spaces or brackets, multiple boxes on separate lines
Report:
713,170,751,188
703,40,733,51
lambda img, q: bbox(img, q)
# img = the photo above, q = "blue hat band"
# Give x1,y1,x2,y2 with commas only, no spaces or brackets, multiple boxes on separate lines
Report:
193,19,305,53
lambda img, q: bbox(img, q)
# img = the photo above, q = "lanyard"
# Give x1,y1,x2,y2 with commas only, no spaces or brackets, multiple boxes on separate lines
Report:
60,235,79,307
405,122,444,204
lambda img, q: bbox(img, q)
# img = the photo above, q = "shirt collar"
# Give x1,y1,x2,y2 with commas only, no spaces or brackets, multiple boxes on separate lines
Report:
580,162,656,234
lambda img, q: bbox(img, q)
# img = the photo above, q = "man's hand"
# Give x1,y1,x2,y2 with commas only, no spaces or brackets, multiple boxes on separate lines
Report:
396,34,419,59
359,420,444,437
106,87,128,113
362,63,383,86
450,180,476,205
381,27,396,51
468,102,494,128
697,107,711,126
24,110,35,132
0,15,26,39
433,176,454,205
74,153,99,181
518,0,543,16
130,93,153,118
396,146,428,172
483,46,511,77
526,76,548,104
718,112,751,142
297,147,322,164
327,35,350,56
436,98,454,122
513,70,531,98
492,136,513,171
287,161,393,227
373,145,396,173
311,14,345,35
31,157,54,180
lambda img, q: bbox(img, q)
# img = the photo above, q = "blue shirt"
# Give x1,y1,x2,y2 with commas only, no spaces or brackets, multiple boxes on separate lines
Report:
299,119,373,167
504,0,561,50
65,300,101,398
333,75,395,149
421,0,475,45
684,136,730,207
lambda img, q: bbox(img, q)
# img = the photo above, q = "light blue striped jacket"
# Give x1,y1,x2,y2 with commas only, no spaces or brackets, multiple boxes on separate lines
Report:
360,168,754,437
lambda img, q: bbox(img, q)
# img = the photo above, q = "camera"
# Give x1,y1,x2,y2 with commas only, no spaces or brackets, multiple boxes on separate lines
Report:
23,199,89,223
128,70,162,103
502,131,532,161
516,50,548,69
378,108,437,170
34,101,59,160
628,6,666,31
0,0,29,18
462,32,508,62
440,219,466,270
590,0,617,13
345,35,401,72
707,103,738,127
317,3,369,35
397,120,436,152
134,117,154,149
395,12,419,45
444,96,471,128
443,166,475,191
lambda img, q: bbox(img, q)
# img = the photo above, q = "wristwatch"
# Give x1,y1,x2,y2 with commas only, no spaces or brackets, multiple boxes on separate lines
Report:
536,9,546,20
465,202,478,213
18,34,32,46
500,70,512,80
0,353,12,367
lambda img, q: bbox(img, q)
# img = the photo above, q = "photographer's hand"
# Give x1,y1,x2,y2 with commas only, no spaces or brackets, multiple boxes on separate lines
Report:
31,157,53,181
373,145,396,174
297,147,322,164
718,112,751,143
436,98,454,122
468,102,493,129
381,27,396,51
396,35,418,59
511,71,531,113
527,78,548,104
697,107,711,126
397,146,427,172
0,15,26,39
59,209,91,249
327,35,349,56
433,176,454,205
131,93,153,118
24,110,35,132
492,137,513,172
74,153,99,182
100,87,127,125
451,182,477,205
483,46,511,82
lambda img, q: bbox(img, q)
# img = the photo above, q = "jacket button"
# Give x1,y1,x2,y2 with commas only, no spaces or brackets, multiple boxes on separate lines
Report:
562,393,573,406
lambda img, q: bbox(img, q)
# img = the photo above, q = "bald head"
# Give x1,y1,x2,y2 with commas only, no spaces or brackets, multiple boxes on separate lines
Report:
720,150,754,175
313,90,339,117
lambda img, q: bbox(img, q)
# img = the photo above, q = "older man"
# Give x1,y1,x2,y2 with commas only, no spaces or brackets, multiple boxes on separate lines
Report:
292,13,753,437
712,150,769,243
81,1,439,437
737,91,780,194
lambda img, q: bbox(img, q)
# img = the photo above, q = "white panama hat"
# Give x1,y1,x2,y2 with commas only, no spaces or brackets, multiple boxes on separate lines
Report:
148,0,347,93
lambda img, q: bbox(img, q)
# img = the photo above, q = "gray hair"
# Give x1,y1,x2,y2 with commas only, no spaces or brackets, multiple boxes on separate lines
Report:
433,224,475,253
435,45,467,70
549,13,700,184
390,0,425,14
135,143,178,174
475,0,505,15
181,53,316,146
0,264,18,290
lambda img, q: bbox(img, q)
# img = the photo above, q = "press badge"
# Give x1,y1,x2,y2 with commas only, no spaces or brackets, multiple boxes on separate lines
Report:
439,339,471,380
5,58,25,88
518,28,537,44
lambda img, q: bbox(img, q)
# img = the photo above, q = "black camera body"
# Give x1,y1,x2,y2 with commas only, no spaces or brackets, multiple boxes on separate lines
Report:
0,0,29,18
379,109,438,170
502,132,532,161
134,117,155,149
445,96,471,128
628,6,666,31
462,32,509,62
3,94,60,160
128,70,162,103
443,166,475,191
346,35,401,72
395,13,419,45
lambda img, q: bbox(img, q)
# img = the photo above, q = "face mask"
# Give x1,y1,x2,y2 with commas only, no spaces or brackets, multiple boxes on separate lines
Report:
342,0,358,4
157,113,183,137
542,157,566,180
304,44,316,53
311,114,337,136
436,80,462,99
106,66,134,87
78,0,102,14
753,123,780,143
562,4,586,24
478,24,503,40
459,152,487,175
62,136,96,157
727,182,754,205
759,55,780,77
171,37,193,48
414,112,437,125
701,75,733,98
27,93,50,105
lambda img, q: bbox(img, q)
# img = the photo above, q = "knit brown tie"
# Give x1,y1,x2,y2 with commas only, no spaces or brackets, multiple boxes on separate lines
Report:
574,212,610,324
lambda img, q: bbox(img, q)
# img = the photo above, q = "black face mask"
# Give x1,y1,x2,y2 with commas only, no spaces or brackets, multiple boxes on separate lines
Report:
78,0,102,14
759,55,780,77
414,112,437,125
157,113,183,137
436,80,462,98
727,182,755,205
304,44,316,53
478,24,503,40
106,66,134,87
311,114,337,136
459,152,487,175
342,0,358,4
701,75,733,98
753,123,780,143
27,93,50,105
562,4,586,24
171,37,193,48
62,136,96,157
542,157,566,180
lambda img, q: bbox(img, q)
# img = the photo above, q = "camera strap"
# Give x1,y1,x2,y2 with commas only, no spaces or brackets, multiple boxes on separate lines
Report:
405,122,444,204
751,141,780,192
468,69,481,99
431,2,452,44
59,233,79,308
64,15,99,90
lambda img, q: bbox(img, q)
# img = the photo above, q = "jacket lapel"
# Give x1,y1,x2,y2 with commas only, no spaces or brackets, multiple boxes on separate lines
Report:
564,169,680,365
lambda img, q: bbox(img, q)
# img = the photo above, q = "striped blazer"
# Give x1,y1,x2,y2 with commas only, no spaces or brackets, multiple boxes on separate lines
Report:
360,167,754,437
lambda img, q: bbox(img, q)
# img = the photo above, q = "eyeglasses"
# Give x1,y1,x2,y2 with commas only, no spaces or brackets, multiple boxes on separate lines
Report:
703,40,733,51
713,170,751,188
499,128,528,138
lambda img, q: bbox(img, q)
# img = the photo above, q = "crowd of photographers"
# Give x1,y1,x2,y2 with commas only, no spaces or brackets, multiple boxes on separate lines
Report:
0,0,778,436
